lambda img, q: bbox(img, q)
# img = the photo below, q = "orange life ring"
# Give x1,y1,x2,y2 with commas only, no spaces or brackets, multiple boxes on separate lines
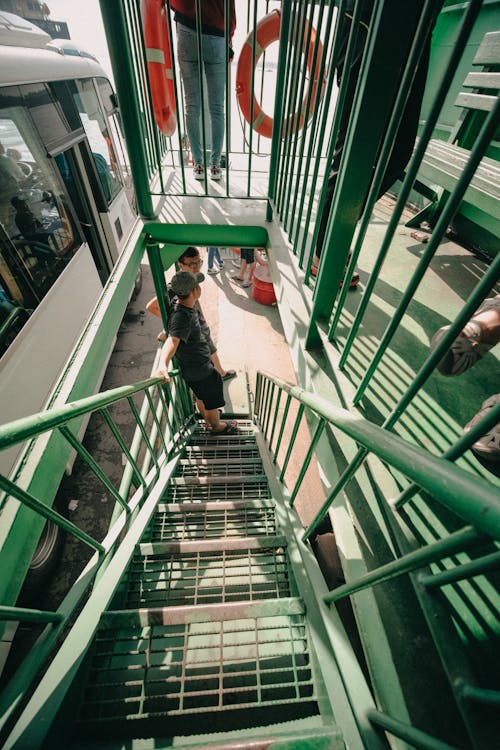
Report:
141,0,176,136
236,10,324,139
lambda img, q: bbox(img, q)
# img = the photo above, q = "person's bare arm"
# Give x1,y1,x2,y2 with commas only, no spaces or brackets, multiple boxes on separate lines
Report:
146,296,161,317
156,335,180,380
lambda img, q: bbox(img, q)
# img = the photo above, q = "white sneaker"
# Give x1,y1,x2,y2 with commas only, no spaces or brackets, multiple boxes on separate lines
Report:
193,164,204,180
207,267,218,275
210,164,222,181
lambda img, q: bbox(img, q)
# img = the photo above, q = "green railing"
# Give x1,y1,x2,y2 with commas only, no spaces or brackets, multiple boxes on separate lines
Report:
0,369,193,736
254,370,500,750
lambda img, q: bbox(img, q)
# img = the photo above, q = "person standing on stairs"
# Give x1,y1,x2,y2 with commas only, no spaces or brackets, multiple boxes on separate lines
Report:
146,246,236,381
171,0,236,181
156,270,238,435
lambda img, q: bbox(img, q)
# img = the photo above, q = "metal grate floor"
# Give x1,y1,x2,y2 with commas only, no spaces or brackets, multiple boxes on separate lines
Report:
82,613,317,725
126,547,291,607
175,457,264,477
164,480,270,503
184,444,261,461
148,502,278,541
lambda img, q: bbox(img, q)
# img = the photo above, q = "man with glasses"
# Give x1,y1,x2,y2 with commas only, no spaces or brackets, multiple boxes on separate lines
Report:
146,246,236,381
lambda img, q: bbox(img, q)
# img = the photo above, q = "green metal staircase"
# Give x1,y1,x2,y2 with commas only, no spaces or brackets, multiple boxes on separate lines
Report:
50,419,343,748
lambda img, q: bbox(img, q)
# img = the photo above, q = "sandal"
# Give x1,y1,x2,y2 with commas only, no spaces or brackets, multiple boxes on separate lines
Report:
212,420,239,436
430,295,500,376
463,394,500,476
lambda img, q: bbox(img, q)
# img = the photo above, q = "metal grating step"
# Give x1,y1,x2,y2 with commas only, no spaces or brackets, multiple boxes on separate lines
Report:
164,478,270,503
126,537,291,608
185,443,261,460
189,434,258,448
175,456,264,477
192,420,255,438
79,600,319,739
146,500,279,542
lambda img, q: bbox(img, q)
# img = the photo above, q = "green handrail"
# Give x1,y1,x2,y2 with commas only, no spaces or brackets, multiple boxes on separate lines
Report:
0,376,167,450
255,371,500,541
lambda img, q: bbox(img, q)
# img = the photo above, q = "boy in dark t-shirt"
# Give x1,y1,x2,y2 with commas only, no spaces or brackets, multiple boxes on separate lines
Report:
156,271,238,435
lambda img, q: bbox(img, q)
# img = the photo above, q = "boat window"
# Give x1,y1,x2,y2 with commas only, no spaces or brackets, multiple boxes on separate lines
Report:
0,92,83,355
72,79,123,205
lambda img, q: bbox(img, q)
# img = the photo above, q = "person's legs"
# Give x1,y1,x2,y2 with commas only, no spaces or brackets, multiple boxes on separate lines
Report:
176,24,203,166
202,34,226,168
233,259,247,282
214,247,223,265
207,246,217,272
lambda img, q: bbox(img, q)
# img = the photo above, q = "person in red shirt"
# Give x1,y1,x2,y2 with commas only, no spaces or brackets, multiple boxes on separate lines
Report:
171,1,236,181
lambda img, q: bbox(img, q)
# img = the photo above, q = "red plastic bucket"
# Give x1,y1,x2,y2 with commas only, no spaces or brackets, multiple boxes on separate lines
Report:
252,276,276,305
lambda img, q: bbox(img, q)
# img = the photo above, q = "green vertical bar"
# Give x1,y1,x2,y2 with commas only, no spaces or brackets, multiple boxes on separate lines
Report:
127,396,161,473
165,0,187,192
289,418,325,506
268,388,283,454
306,0,428,345
282,1,313,233
99,0,155,218
276,0,304,220
246,0,259,197
129,0,164,189
266,0,292,221
335,0,483,359
289,0,327,246
298,0,345,266
263,382,276,439
279,403,305,482
328,0,438,343
146,240,170,334
99,407,146,489
354,107,500,405
273,392,292,464
144,388,169,456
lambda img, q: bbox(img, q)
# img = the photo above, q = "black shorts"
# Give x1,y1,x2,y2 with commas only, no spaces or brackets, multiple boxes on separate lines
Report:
240,247,255,263
187,369,225,410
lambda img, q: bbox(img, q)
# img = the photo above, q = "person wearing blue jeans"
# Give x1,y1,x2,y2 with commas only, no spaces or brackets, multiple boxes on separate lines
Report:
207,246,223,274
171,1,236,181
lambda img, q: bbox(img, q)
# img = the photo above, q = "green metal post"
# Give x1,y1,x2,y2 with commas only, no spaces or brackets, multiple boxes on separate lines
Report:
289,418,326,506
273,392,292,464
266,0,292,221
354,100,500,402
99,407,146,489
306,0,427,346
333,0,483,351
279,403,305,482
99,0,155,218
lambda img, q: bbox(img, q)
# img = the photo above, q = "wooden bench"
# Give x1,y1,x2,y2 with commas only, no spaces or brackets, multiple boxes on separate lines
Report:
408,30,500,241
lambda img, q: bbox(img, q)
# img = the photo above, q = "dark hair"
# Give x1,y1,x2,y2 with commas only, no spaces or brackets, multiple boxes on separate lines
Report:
178,246,199,263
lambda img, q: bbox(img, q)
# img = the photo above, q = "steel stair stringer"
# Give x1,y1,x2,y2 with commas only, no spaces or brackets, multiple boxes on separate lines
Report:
2,451,185,750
